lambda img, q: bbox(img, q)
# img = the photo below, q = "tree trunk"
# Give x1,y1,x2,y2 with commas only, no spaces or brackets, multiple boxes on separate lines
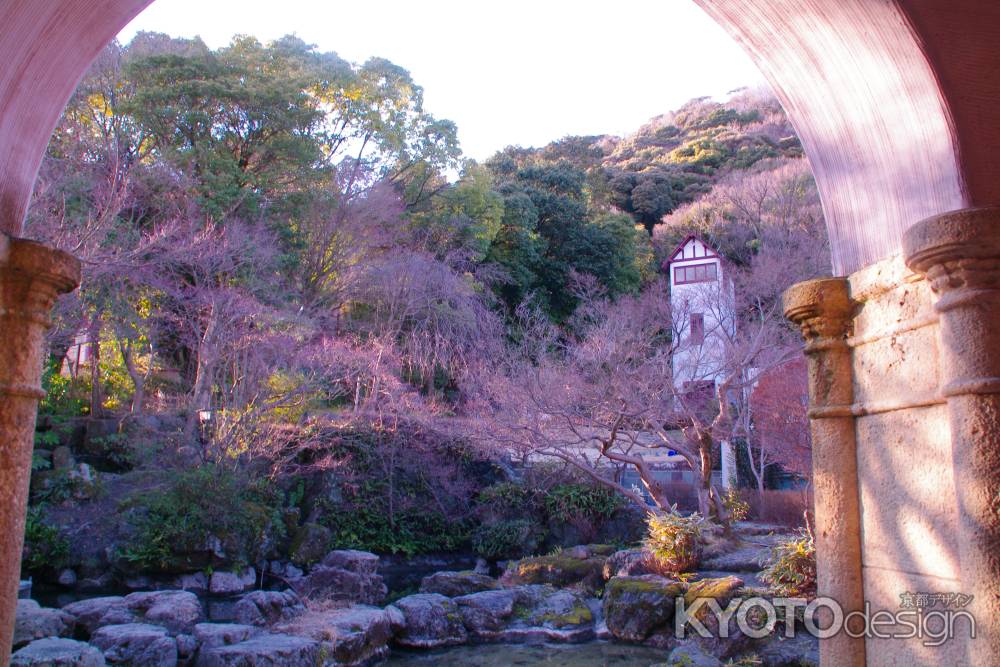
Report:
88,319,103,417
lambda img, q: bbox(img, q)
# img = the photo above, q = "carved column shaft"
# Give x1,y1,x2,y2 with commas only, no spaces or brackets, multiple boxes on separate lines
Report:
784,277,865,667
0,234,80,664
904,207,1000,666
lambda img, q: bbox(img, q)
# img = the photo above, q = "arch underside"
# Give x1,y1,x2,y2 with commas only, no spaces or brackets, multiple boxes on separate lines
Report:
1,0,999,274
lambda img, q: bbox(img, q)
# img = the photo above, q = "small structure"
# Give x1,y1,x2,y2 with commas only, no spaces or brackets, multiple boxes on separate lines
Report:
665,236,737,488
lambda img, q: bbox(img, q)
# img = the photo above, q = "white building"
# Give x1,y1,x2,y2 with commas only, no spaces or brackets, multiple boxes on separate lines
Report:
666,235,738,488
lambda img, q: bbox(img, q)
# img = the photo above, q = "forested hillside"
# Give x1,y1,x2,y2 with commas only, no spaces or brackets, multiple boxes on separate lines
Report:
22,33,826,582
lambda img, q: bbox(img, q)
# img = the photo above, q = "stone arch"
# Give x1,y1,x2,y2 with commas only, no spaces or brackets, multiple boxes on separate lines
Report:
2,2,1000,665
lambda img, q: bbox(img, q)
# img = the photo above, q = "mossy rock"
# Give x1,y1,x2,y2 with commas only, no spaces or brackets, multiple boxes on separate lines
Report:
289,523,332,567
683,575,744,614
420,570,500,597
603,575,687,643
501,553,607,593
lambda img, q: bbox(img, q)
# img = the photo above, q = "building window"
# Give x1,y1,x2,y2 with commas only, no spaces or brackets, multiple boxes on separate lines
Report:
690,312,704,345
674,262,718,285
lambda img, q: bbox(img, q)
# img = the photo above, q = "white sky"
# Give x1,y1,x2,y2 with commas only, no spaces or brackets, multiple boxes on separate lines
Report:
118,0,767,161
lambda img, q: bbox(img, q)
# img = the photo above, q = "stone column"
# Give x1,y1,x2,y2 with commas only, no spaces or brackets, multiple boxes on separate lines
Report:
904,207,1000,666
783,277,865,667
0,233,80,663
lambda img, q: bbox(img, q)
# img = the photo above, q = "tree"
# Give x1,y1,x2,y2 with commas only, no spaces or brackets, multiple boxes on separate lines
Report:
750,357,811,483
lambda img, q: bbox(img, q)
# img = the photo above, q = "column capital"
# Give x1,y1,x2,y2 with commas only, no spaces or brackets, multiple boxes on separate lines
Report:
904,207,1000,298
0,233,80,294
782,277,854,349
0,233,80,399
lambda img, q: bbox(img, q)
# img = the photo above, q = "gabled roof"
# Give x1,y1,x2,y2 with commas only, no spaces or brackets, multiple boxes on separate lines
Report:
667,235,721,263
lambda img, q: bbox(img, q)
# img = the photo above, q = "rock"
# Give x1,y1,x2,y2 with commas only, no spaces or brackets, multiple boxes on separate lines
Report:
419,571,500,597
504,585,597,642
125,590,205,635
665,642,724,666
193,624,259,655
500,552,606,593
603,549,657,579
319,549,380,576
701,543,771,573
11,638,106,667
175,572,210,594
62,597,136,636
292,564,386,606
285,564,303,580
124,576,154,591
474,558,490,575
56,569,77,588
683,576,744,614
197,633,319,667
275,606,395,666
679,576,748,659
176,633,198,661
288,524,331,566
90,624,177,666
13,599,75,648
77,573,116,594
19,580,32,599
454,589,517,635
51,446,74,470
234,590,305,626
389,593,467,648
210,568,257,595
755,632,819,666
602,575,687,643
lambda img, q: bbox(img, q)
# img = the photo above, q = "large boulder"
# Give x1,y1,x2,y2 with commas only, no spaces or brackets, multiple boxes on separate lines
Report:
287,524,331,567
292,550,386,606
454,590,517,636
389,593,467,648
679,576,749,659
90,623,177,667
603,575,687,644
503,585,597,643
275,606,395,666
125,590,205,635
61,597,136,637
11,638,106,667
197,633,319,667
234,590,305,626
419,571,500,597
756,632,820,666
193,624,260,666
500,550,607,594
210,568,257,595
13,600,75,648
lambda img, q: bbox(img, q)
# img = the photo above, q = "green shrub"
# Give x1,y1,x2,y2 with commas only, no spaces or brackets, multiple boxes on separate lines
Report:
542,483,625,522
644,506,704,574
329,503,471,558
722,486,751,522
477,482,535,518
38,362,88,417
472,519,541,560
761,529,816,596
22,505,69,573
119,466,284,572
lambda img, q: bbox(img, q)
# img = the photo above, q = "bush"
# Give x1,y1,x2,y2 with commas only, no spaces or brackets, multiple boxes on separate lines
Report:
472,519,542,560
329,501,471,557
119,466,284,573
542,483,625,522
761,529,816,596
722,486,751,522
22,505,69,574
644,506,704,574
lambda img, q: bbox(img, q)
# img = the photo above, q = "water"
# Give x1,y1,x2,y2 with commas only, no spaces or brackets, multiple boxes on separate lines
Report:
385,642,669,666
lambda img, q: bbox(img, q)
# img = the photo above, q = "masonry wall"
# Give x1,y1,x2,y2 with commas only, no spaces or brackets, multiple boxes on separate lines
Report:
847,256,964,665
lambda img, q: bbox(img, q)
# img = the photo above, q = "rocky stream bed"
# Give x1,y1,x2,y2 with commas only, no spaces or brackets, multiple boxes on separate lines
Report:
12,529,818,666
